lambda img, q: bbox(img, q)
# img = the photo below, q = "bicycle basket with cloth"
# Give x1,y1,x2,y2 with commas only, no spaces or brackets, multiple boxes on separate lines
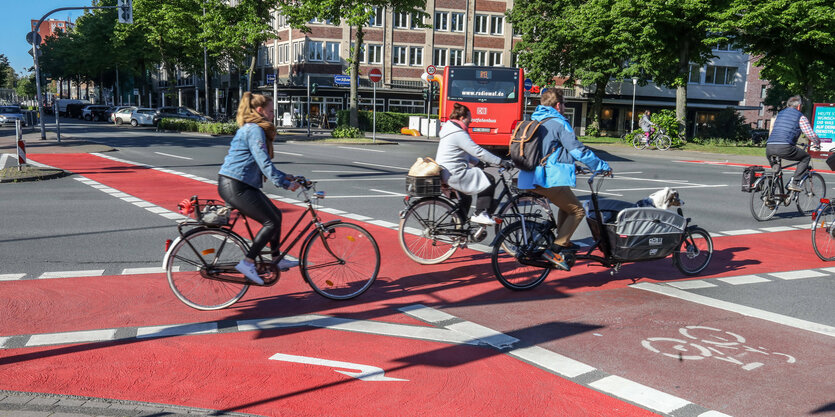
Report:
406,157,443,197
178,197,231,226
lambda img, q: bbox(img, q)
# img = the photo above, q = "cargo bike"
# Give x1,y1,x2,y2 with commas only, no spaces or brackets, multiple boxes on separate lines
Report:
490,168,714,290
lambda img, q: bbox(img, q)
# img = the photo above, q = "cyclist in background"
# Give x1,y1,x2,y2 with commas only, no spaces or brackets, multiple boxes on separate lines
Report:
218,92,300,285
766,95,821,191
639,110,655,142
435,103,513,225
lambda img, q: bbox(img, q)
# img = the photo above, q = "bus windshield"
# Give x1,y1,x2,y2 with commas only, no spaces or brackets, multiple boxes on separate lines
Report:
446,68,519,104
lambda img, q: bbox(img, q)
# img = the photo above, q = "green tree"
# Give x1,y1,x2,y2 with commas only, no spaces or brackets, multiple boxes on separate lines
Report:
277,1,426,128
0,55,10,88
509,0,643,135
716,0,835,114
15,74,37,98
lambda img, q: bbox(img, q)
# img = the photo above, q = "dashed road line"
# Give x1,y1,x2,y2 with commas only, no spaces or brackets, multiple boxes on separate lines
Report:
0,274,25,281
769,270,828,280
716,275,772,285
588,375,691,414
153,151,192,160
666,280,717,289
339,146,385,153
38,270,104,279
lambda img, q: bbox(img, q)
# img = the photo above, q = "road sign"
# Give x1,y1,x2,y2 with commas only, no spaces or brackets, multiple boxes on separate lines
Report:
334,74,351,86
426,65,436,75
26,31,42,45
118,0,133,24
266,74,276,85
133,88,139,96
27,48,42,58
524,79,533,91
368,68,383,83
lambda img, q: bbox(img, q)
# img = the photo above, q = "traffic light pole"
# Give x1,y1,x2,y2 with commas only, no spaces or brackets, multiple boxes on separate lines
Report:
306,75,311,137
30,6,122,141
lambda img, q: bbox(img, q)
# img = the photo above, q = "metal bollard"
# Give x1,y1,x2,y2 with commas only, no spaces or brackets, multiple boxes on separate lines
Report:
55,112,61,143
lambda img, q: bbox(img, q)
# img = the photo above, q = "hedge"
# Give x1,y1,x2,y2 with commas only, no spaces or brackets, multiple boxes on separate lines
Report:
336,110,437,133
158,118,238,135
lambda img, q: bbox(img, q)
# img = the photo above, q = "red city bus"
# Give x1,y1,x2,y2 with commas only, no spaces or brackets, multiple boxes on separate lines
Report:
436,66,525,148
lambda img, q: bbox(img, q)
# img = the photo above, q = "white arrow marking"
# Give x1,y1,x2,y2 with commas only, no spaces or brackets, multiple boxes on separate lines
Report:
269,353,408,382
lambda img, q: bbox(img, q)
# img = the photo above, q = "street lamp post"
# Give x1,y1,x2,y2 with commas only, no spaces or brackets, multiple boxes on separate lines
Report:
631,77,638,132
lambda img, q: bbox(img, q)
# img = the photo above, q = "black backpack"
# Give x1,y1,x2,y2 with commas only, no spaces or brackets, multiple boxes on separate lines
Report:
509,118,554,171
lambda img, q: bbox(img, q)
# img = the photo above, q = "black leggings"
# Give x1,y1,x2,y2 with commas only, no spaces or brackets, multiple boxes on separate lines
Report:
457,173,497,220
218,175,282,260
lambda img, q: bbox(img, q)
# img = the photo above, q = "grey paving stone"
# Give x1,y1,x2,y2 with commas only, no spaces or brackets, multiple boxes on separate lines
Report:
106,403,138,411
56,399,86,407
2,394,33,404
1,411,52,417
50,413,93,417
26,397,59,406
81,400,111,409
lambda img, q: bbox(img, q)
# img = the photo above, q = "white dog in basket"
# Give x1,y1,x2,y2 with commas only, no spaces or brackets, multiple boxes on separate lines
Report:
636,187,684,210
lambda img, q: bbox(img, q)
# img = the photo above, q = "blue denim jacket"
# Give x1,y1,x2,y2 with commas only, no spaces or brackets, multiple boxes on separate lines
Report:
218,123,291,189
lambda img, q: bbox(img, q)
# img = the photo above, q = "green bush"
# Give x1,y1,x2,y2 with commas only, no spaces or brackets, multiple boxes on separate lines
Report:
158,118,238,135
689,137,764,147
585,124,600,137
331,126,365,138
651,110,685,148
336,110,437,133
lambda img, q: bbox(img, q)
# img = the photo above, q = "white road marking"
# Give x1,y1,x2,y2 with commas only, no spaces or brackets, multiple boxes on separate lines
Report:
370,188,407,196
39,270,105,279
666,280,716,289
760,226,799,232
445,321,519,349
818,267,835,274
339,146,385,153
719,229,762,236
318,207,347,214
136,323,218,338
717,275,771,285
274,150,303,156
508,346,596,378
154,151,192,160
769,270,828,280
353,161,409,171
589,375,691,414
27,329,117,347
698,411,733,417
367,220,399,228
312,170,378,173
606,184,728,192
632,282,835,338
311,177,403,182
121,267,167,275
341,213,373,221
0,273,26,281
269,353,407,382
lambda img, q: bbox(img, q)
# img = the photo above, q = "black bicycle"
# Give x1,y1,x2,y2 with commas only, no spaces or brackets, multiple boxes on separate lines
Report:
632,127,672,151
749,151,826,221
163,177,380,310
490,168,713,290
398,166,555,264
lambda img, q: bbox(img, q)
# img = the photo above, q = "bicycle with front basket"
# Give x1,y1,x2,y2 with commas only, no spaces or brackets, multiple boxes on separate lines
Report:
490,167,713,290
748,147,826,221
398,165,556,264
163,177,380,310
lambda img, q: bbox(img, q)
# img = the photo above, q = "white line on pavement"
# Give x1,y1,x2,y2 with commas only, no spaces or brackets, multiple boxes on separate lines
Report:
353,161,409,171
769,270,828,280
666,280,717,289
631,282,835,338
717,275,771,285
589,375,692,414
38,270,105,279
369,188,407,196
0,273,26,281
718,229,763,236
339,146,385,153
136,323,218,338
27,329,117,347
274,150,303,157
154,151,192,160
121,267,167,275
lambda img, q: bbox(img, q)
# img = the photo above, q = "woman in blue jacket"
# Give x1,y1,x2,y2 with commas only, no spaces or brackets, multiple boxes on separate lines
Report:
517,89,611,271
218,92,299,285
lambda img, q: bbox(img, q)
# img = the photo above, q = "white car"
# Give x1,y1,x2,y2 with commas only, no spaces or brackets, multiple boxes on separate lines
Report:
111,107,136,125
130,108,159,126
0,105,26,127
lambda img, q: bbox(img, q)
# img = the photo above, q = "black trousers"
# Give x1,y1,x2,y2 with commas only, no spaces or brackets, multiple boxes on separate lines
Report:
766,144,811,181
218,175,282,260
457,172,497,220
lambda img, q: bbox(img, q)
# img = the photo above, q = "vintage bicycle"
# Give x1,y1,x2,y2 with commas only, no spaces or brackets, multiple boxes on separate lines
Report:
398,165,555,264
490,168,713,290
747,149,826,221
163,177,380,310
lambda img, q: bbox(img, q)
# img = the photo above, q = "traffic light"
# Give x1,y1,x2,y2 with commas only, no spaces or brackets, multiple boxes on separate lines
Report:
311,83,318,95
422,88,428,100
117,0,133,24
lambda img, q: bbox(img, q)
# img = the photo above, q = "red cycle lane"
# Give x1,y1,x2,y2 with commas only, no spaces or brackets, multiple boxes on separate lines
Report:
8,152,832,416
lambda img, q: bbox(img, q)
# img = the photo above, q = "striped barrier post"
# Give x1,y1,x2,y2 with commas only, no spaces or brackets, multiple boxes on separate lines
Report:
15,120,25,171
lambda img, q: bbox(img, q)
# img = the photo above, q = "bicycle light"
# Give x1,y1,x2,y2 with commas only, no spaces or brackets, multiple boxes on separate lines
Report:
165,239,172,251
821,198,830,204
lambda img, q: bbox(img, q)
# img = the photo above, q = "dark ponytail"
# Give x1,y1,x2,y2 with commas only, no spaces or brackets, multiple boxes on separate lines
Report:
449,103,471,120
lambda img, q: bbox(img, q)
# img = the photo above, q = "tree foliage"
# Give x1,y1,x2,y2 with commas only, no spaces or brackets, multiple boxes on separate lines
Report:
0,55,10,88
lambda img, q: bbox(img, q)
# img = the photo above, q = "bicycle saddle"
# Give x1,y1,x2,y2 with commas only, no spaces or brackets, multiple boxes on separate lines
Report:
768,155,782,172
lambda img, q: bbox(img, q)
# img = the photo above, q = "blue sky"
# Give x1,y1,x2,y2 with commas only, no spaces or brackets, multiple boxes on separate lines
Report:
1,1,89,75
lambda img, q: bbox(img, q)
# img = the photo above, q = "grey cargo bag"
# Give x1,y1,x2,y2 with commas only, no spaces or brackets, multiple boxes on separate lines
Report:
605,207,686,261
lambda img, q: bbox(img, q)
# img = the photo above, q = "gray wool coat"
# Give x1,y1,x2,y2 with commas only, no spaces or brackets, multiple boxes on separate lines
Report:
434,121,502,195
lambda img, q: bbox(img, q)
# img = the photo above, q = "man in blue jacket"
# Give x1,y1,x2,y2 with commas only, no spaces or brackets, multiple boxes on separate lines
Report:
517,89,611,270
767,95,821,191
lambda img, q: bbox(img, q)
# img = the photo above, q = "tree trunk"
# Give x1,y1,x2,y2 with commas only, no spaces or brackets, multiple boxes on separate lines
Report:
676,39,689,139
589,80,606,136
349,26,365,128
247,55,256,92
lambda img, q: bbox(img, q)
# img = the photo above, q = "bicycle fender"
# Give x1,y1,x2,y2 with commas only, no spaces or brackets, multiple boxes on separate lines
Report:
162,236,183,270
301,220,344,249
400,195,458,218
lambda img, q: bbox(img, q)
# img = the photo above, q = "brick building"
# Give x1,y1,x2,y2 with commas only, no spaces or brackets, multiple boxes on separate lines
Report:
30,18,75,44
740,59,774,131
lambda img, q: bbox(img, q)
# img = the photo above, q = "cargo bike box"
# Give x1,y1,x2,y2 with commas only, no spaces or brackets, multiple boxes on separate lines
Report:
586,203,686,262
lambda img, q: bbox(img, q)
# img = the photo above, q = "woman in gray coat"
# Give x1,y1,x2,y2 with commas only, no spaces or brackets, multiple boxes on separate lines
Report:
434,103,512,225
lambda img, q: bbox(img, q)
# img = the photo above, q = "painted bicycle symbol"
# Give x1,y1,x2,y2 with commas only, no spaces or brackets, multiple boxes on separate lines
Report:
641,326,796,371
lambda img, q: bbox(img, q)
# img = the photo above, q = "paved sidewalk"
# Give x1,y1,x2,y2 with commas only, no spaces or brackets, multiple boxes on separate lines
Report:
0,128,114,183
0,391,263,417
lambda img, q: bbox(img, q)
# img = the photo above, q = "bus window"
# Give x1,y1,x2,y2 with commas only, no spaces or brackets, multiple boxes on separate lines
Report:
447,68,519,103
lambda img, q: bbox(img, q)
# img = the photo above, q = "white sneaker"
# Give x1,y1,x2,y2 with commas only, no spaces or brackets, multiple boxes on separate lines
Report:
277,259,299,271
469,212,496,225
235,260,264,285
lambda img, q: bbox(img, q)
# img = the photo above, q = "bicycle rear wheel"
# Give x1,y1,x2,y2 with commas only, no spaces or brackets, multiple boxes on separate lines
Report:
750,177,778,221
398,198,462,264
165,228,249,310
632,135,648,150
796,172,826,215
812,204,835,261
301,222,380,300
655,134,672,151
491,221,552,290
673,226,713,275
495,193,554,250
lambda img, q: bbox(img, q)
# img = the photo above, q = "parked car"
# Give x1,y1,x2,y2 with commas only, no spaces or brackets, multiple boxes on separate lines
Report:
0,105,26,127
130,108,159,126
155,106,213,123
56,99,89,117
111,106,137,125
81,104,110,121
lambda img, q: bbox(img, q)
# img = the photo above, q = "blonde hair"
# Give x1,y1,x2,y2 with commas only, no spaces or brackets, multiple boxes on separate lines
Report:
236,92,271,127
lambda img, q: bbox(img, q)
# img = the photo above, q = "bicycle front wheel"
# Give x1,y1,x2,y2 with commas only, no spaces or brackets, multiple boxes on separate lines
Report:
673,227,713,275
655,134,672,151
301,222,380,300
750,177,778,221
812,204,835,261
796,173,826,215
491,221,552,290
166,228,249,310
632,135,648,150
495,192,554,236
398,198,462,264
